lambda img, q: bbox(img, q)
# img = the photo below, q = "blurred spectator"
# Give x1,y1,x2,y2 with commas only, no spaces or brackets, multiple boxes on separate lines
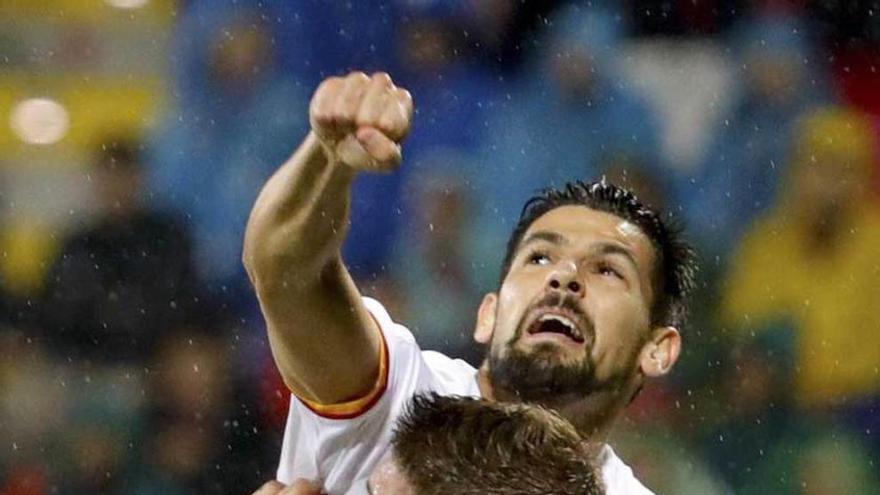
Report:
701,327,798,490
474,4,663,274
685,14,829,255
55,368,145,495
343,2,506,279
0,336,63,495
612,426,733,495
459,0,563,74
343,2,492,279
41,136,197,366
721,107,880,419
738,424,880,494
342,2,506,280
0,193,36,333
130,329,266,495
393,3,502,167
300,0,397,78
392,164,485,364
148,1,310,294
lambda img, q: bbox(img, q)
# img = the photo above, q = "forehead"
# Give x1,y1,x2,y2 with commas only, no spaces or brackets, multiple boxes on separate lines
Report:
523,205,655,264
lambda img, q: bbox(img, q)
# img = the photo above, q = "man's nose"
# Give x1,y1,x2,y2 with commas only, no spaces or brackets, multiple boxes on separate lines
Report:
547,262,584,297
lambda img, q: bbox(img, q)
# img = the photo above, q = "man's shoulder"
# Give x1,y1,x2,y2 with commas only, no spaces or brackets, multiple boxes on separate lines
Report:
600,445,656,495
419,350,480,397
357,298,481,405
363,297,415,345
277,298,480,490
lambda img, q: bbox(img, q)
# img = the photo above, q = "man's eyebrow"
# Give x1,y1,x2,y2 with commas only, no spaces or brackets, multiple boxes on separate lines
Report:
520,230,567,249
590,242,640,271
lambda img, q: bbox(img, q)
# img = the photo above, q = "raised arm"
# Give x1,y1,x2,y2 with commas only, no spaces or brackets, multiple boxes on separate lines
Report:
242,72,413,405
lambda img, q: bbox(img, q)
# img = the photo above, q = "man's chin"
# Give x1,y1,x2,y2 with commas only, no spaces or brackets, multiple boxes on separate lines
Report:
488,347,595,404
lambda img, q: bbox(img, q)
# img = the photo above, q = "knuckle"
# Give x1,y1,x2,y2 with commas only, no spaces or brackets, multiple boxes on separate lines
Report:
398,92,413,115
347,71,369,81
396,88,412,103
310,95,329,112
316,77,341,94
311,103,331,118
371,71,392,84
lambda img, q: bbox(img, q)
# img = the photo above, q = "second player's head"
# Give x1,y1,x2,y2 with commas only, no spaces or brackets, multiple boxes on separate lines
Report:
474,180,696,432
368,393,604,495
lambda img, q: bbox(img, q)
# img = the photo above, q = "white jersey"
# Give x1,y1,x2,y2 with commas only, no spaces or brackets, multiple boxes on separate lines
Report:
277,298,655,495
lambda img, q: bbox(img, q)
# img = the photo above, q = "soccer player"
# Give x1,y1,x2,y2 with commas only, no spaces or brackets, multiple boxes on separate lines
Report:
254,393,604,495
243,72,696,495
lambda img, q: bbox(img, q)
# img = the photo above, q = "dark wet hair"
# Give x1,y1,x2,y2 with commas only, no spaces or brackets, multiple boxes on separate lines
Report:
500,179,697,328
392,394,604,495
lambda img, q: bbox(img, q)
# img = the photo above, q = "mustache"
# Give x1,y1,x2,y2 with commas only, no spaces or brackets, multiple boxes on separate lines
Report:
536,291,585,317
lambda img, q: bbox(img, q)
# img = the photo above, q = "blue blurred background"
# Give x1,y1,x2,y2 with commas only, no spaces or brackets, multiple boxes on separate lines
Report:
1,0,880,493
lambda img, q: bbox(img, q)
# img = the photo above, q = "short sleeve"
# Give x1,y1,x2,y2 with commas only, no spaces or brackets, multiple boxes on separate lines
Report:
275,298,438,494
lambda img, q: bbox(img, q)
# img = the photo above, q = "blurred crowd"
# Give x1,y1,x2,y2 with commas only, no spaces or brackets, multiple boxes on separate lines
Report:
2,0,880,494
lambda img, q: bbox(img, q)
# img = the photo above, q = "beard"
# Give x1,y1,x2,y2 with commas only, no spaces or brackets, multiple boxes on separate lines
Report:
488,343,599,405
486,292,639,407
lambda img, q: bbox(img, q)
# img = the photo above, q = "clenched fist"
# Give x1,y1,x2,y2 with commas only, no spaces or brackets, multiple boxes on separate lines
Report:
310,71,413,172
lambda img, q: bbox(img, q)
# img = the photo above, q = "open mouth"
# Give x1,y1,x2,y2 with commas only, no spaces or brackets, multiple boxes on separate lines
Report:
525,311,586,344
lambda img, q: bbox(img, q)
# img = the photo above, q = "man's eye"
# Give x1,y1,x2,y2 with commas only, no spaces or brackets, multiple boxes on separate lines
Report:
598,265,623,279
528,252,550,265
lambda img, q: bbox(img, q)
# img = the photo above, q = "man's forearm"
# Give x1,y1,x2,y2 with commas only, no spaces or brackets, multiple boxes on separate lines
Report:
241,72,412,403
243,131,355,297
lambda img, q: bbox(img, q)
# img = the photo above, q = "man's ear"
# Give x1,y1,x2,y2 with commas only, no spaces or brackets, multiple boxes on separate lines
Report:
638,326,681,378
473,292,498,345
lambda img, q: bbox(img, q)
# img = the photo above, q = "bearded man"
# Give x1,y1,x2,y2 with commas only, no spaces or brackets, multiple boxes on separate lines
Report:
243,72,696,495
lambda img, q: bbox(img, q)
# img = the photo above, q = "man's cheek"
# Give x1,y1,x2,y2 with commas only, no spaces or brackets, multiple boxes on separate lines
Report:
498,282,525,311
497,294,527,338
589,314,631,363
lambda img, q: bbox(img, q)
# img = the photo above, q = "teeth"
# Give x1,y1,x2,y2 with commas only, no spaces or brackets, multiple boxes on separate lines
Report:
538,314,579,337
539,313,575,328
